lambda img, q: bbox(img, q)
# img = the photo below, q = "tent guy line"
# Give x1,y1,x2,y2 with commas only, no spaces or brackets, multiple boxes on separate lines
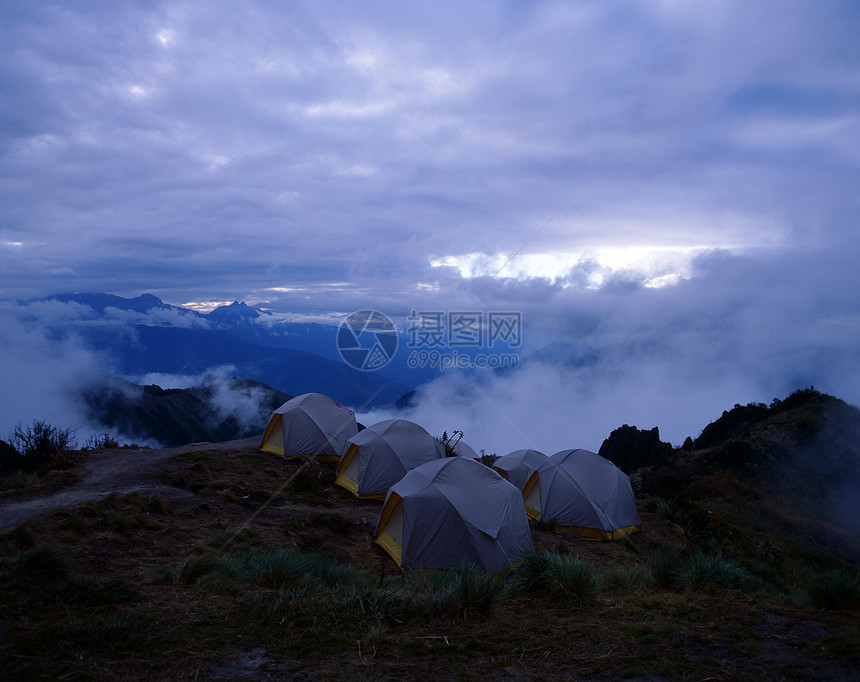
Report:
222,386,386,553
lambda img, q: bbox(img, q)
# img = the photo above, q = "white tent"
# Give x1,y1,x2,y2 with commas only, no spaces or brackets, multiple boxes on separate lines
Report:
374,456,533,573
525,448,640,540
452,440,480,459
493,449,549,490
492,449,549,519
258,393,358,462
334,419,446,499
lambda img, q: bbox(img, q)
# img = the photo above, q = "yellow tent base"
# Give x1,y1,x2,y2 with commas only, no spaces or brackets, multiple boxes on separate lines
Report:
552,524,640,541
258,444,339,463
259,443,285,458
333,474,386,500
373,531,403,567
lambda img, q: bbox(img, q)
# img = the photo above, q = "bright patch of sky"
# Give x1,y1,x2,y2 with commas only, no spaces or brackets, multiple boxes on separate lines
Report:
430,246,724,288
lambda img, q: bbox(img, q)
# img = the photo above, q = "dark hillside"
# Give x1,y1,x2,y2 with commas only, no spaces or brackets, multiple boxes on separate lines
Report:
79,374,291,447
605,389,860,561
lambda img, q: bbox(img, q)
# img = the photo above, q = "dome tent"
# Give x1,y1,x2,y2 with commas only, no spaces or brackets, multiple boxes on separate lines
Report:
452,440,480,459
258,393,358,462
524,448,640,540
334,418,446,500
374,456,533,574
492,449,549,519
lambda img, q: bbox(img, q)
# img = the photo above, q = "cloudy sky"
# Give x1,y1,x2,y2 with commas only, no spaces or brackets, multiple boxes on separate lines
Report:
2,1,860,451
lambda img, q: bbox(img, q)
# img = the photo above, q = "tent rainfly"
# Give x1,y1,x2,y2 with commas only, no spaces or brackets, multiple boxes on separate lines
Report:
452,440,480,459
374,456,533,574
524,448,640,540
334,418,446,500
492,449,549,519
258,393,358,462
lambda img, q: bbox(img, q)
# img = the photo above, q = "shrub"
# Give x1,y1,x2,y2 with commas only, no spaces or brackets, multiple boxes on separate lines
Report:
529,517,557,532
477,450,499,467
8,419,75,472
288,456,326,495
805,567,860,610
83,432,120,450
438,430,465,457
0,439,20,473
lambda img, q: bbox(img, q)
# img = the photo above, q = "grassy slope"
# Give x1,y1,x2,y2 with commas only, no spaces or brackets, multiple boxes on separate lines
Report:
1,439,859,680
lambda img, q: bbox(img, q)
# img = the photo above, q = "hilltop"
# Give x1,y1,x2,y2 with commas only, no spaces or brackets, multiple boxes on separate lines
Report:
0,389,859,679
600,388,860,561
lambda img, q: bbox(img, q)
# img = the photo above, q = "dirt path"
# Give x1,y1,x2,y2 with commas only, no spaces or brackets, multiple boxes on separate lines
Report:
0,437,260,531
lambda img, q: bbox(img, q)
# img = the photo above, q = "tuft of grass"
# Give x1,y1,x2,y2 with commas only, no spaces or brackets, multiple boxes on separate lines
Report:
173,546,357,592
388,566,503,620
10,546,71,584
603,564,652,593
345,584,408,624
804,566,860,610
453,564,503,617
510,549,599,605
644,496,673,517
176,551,226,587
648,545,684,589
242,547,316,588
678,551,758,592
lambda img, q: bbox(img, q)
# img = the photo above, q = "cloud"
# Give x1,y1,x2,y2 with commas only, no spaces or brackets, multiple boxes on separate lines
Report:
358,246,860,455
0,304,106,440
2,1,858,304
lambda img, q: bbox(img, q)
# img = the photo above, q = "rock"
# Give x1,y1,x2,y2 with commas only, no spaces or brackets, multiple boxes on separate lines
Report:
598,424,674,474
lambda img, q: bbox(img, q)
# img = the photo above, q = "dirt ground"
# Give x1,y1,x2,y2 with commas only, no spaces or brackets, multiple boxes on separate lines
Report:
2,438,859,680
0,438,258,531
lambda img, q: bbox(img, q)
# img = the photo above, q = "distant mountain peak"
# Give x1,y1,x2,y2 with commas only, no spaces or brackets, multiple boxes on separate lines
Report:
207,300,270,323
